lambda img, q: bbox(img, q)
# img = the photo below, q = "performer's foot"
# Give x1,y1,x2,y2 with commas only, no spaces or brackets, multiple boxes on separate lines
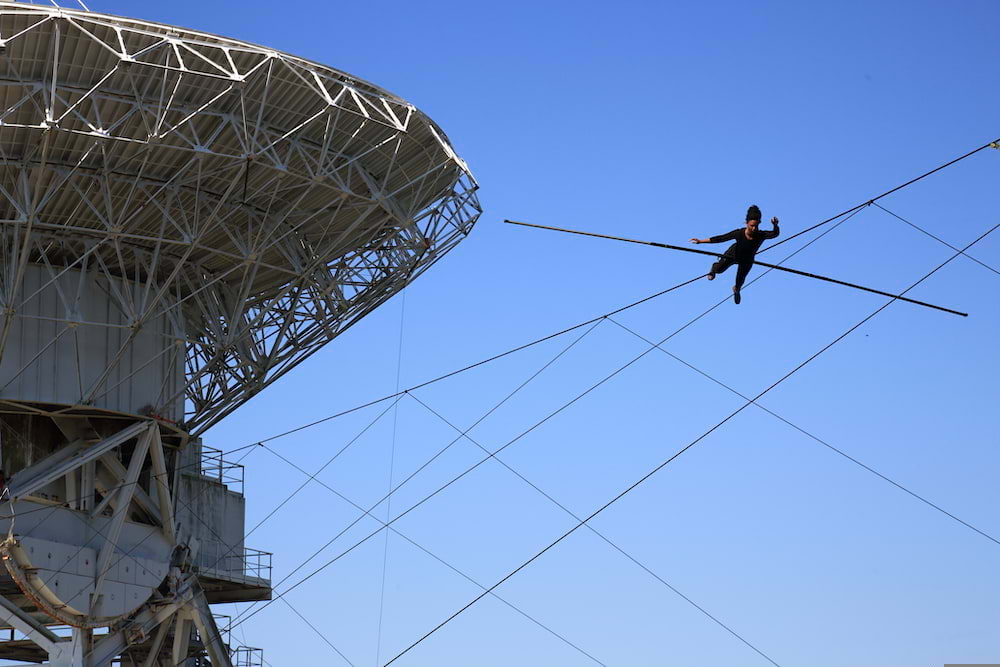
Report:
706,272,715,281
732,286,741,304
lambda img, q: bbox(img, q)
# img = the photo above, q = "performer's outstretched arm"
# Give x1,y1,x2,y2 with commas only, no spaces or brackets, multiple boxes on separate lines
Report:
691,229,739,244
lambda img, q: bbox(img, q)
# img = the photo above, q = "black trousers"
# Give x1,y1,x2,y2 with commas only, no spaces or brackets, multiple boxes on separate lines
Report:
711,250,753,290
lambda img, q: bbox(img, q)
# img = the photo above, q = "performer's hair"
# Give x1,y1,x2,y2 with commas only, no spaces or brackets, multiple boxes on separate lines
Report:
746,205,762,222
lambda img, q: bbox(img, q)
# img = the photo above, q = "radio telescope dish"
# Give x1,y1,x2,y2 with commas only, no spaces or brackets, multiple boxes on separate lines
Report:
0,2,480,664
0,1,480,434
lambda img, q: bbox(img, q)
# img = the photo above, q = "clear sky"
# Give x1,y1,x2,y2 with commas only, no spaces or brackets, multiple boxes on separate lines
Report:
45,1,1000,665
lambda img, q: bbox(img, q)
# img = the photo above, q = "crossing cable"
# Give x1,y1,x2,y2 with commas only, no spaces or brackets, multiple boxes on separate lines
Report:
872,202,1000,276
382,221,1000,667
277,596,355,667
259,443,607,667
758,137,1000,255
405,392,781,667
222,207,862,636
221,318,610,634
195,320,611,664
221,275,706,455
219,397,404,570
604,315,1000,547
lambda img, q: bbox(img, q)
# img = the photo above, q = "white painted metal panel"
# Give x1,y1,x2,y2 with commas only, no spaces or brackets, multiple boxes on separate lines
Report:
0,265,185,419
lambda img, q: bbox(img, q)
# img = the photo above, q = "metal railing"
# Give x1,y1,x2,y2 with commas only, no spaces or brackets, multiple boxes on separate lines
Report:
195,540,272,584
199,445,245,494
240,547,272,581
231,646,265,667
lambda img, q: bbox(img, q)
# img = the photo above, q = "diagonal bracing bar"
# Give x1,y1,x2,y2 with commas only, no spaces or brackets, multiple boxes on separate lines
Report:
188,584,235,667
0,593,60,655
89,585,191,665
6,420,151,500
147,427,176,542
91,423,154,604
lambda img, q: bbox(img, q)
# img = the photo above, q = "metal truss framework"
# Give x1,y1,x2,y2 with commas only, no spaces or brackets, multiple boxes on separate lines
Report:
1,422,172,625
0,415,235,665
0,3,481,433
0,569,235,666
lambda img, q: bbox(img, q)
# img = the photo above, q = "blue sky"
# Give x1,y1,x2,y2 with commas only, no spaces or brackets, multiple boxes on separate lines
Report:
72,1,1000,665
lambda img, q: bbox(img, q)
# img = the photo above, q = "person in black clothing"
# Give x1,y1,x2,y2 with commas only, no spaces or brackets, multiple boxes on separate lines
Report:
690,204,779,304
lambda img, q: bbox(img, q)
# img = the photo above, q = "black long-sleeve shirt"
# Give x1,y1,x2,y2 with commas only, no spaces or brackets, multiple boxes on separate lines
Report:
707,224,780,261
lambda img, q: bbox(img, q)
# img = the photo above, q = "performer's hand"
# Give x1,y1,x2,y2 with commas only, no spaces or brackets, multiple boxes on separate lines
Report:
690,238,701,244
771,216,779,224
